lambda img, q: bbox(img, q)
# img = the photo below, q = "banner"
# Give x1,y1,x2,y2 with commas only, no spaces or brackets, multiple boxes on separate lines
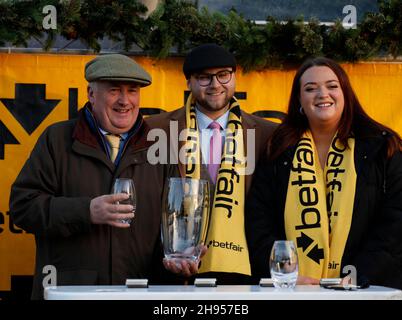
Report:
1,53,401,295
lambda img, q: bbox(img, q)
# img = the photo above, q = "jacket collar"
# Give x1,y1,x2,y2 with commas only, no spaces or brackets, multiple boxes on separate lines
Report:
240,110,257,130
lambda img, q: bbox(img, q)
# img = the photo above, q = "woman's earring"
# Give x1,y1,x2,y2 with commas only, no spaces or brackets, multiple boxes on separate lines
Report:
299,107,305,115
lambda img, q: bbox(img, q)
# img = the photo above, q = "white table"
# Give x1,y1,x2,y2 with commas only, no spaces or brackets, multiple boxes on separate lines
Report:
44,285,402,300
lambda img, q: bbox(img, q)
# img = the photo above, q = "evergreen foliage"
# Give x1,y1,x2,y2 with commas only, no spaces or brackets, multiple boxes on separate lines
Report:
0,0,401,70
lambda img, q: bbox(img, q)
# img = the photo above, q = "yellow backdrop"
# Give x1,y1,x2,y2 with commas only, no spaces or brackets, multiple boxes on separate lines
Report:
1,53,401,293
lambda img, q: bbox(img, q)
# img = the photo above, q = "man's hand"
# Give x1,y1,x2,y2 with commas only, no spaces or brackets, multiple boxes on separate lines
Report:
90,193,135,228
163,245,208,277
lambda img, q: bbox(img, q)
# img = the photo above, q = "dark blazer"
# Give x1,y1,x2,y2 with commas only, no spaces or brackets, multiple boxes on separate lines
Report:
146,106,278,284
245,128,402,289
9,105,172,299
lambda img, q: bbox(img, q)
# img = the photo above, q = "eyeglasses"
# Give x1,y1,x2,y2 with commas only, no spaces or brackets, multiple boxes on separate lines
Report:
194,70,234,87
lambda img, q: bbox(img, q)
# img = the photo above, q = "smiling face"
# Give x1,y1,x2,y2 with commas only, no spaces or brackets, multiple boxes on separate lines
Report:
299,66,345,131
88,81,140,134
187,67,235,120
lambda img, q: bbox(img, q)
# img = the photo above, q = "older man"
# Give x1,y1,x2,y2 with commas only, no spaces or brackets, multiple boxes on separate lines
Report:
9,54,170,299
147,44,278,284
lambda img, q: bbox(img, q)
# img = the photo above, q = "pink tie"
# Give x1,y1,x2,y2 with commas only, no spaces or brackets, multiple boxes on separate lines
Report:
208,121,222,183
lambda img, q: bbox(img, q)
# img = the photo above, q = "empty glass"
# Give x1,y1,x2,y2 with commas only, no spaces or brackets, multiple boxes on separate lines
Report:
161,178,210,264
111,178,136,224
269,240,298,289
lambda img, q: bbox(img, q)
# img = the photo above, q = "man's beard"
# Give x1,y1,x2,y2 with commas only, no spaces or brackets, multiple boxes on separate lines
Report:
196,95,231,113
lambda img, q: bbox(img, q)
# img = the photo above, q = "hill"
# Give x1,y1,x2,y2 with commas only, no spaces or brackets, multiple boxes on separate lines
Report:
199,0,378,21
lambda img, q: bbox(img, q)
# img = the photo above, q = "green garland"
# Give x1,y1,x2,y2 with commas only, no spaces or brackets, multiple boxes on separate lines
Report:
0,0,401,70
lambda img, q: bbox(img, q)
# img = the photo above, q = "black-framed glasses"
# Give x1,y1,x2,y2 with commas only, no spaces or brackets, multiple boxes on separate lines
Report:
194,70,234,87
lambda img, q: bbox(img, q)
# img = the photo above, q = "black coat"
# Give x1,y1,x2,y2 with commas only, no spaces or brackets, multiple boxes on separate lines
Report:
245,128,402,289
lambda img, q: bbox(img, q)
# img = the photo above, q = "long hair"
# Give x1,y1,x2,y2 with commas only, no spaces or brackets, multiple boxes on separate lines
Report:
269,57,402,160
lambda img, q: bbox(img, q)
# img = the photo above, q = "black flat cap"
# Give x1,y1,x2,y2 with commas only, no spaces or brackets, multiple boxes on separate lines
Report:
85,54,152,87
183,43,236,79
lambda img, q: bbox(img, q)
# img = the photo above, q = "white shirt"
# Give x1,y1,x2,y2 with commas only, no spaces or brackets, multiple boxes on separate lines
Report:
196,107,229,164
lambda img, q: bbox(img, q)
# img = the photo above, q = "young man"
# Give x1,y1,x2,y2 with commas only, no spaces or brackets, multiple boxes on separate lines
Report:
146,44,278,284
9,54,170,299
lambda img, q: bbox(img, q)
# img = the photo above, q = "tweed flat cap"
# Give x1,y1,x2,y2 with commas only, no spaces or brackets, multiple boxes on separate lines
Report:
183,43,237,79
85,54,152,86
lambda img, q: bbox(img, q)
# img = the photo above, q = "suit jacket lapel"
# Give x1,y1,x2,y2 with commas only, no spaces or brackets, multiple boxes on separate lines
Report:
169,108,187,178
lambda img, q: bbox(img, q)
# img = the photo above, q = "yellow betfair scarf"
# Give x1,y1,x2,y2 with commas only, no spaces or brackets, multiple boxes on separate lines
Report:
284,130,356,279
184,93,251,275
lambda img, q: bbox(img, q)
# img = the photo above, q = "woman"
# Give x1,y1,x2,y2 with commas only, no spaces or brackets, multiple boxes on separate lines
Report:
246,57,402,288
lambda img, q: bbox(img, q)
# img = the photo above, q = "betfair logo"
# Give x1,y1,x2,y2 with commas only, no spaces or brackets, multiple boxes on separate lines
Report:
0,84,62,160
207,240,244,252
296,232,324,265
0,211,24,234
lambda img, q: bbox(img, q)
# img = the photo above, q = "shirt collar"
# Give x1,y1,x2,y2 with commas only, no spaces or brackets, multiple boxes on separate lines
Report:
98,127,128,140
196,106,229,131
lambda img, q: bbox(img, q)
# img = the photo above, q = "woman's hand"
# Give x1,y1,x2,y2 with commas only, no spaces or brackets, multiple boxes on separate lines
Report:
297,275,320,285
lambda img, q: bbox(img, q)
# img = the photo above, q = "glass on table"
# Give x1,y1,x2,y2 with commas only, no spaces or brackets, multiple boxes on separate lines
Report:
269,240,298,289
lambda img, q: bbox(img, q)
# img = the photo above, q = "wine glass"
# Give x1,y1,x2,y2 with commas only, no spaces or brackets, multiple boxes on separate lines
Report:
269,240,298,289
161,178,210,265
112,178,136,224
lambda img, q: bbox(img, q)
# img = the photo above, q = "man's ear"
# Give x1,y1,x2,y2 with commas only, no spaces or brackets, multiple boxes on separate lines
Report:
87,85,94,103
186,79,191,90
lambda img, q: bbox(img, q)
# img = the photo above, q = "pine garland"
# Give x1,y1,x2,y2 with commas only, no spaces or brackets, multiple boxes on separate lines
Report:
0,0,401,70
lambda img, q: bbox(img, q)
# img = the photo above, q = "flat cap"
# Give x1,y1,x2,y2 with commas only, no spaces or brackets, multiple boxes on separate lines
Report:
85,54,152,86
183,43,236,79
